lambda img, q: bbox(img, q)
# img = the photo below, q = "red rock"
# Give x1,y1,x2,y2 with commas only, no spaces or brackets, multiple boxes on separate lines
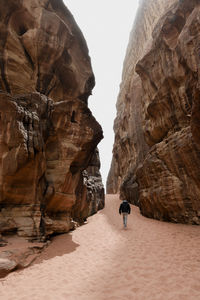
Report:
108,0,200,224
107,0,177,197
0,258,17,278
0,0,104,238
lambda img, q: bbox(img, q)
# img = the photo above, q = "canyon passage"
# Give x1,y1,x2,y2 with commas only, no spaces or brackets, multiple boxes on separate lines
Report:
1,195,200,300
1,0,200,299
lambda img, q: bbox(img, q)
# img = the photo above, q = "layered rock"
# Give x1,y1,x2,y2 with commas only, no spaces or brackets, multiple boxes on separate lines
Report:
84,149,105,217
0,0,104,239
0,235,50,278
0,258,17,278
107,0,177,198
108,0,200,224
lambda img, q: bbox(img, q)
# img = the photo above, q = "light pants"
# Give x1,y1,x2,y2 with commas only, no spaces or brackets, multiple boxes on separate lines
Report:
122,213,128,227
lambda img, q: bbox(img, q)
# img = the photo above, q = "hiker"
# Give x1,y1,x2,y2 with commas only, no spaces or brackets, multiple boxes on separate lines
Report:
119,199,131,228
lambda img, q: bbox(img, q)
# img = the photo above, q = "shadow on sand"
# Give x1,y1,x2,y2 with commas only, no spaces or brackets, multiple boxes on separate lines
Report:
33,233,79,265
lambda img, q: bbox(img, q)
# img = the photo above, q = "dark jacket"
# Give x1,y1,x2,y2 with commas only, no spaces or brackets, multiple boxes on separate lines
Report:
119,200,131,214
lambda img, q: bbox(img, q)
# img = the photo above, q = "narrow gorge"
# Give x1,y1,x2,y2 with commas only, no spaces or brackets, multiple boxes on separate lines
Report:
1,0,200,284
107,0,200,224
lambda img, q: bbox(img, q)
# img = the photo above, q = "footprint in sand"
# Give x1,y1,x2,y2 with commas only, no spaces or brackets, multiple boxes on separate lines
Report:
62,292,70,298
131,287,140,293
62,279,69,284
192,284,200,292
125,274,133,280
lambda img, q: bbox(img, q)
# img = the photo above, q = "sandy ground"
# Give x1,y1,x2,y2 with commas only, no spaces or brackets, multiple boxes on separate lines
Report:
1,194,200,300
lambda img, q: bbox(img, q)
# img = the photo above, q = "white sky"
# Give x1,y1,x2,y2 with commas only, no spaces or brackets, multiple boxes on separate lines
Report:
63,0,139,186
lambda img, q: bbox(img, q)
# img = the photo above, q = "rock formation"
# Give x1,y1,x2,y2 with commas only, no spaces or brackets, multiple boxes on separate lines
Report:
107,0,200,224
84,149,105,217
0,0,104,239
107,0,177,197
0,234,51,278
0,258,17,278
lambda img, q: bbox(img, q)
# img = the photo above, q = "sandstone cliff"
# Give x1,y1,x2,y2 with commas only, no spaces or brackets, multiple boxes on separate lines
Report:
107,0,177,196
0,0,104,239
107,0,200,224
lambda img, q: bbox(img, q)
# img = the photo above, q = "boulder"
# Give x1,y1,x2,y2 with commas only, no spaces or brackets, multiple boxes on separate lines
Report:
0,258,17,278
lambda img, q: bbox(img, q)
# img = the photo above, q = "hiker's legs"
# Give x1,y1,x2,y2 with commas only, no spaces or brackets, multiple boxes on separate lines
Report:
122,213,128,227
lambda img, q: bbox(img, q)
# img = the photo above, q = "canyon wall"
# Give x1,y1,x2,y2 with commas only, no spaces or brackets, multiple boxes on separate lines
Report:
107,0,200,224
0,0,104,239
107,0,177,197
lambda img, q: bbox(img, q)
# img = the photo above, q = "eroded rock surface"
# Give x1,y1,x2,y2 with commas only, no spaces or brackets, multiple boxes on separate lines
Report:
0,0,104,239
107,0,177,198
0,258,17,278
0,235,50,278
108,0,200,224
84,149,105,217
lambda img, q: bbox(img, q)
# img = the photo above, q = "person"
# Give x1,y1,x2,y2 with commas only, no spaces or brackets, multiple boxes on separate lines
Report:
119,199,131,228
